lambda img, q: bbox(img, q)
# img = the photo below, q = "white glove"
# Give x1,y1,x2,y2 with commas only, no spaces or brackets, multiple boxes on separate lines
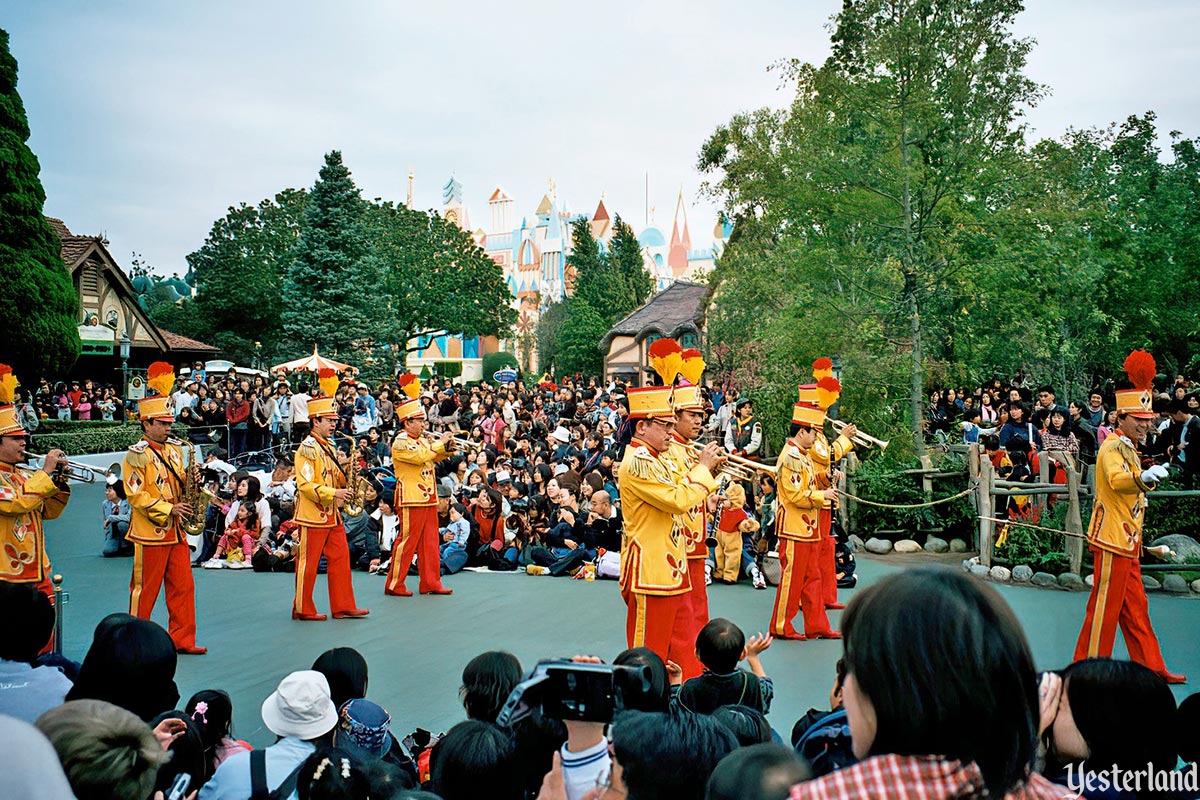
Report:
1140,464,1170,484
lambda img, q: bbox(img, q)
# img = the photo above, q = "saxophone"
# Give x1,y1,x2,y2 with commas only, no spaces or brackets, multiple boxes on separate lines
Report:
177,440,208,540
341,436,366,518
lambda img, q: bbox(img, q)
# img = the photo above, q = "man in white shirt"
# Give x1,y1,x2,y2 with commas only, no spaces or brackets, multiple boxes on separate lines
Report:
289,385,310,445
273,383,292,449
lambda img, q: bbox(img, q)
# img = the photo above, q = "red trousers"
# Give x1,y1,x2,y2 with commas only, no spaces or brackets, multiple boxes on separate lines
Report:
818,508,839,607
674,559,709,680
294,524,359,617
624,589,693,669
1075,547,1169,673
770,538,832,637
130,542,198,649
386,506,447,594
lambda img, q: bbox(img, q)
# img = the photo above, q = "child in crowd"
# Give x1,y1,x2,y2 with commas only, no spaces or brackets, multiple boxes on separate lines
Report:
439,503,471,575
184,689,250,780
101,477,132,558
678,618,774,715
204,503,257,569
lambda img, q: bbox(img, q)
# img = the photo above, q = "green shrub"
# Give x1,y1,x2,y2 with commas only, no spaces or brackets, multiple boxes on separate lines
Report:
32,419,127,434
481,351,518,380
1142,479,1200,541
993,502,1072,574
849,453,973,542
30,423,189,455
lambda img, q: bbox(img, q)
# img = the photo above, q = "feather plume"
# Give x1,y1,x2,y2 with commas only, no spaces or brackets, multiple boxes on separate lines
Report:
648,338,684,386
1122,349,1156,392
812,357,834,381
679,349,706,385
318,367,340,398
146,362,176,397
396,372,421,400
0,364,17,406
815,376,842,410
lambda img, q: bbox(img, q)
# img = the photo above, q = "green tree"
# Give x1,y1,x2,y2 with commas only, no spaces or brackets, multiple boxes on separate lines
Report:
556,299,608,377
281,151,388,357
609,215,653,309
0,29,80,379
536,300,568,373
565,219,619,317
187,189,308,363
482,350,518,379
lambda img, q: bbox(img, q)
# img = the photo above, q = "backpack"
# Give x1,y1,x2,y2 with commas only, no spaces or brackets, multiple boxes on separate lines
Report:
794,708,857,778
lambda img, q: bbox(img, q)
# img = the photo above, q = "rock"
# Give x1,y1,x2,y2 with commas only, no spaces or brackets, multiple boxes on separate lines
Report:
989,566,1012,582
1057,573,1085,591
1142,575,1161,591
864,537,893,555
893,539,922,554
1012,565,1033,583
1031,572,1058,588
1085,574,1094,587
1150,534,1200,564
924,536,949,554
849,534,865,551
961,559,971,572
969,564,990,578
1163,574,1190,594
949,539,969,553
1192,579,1200,594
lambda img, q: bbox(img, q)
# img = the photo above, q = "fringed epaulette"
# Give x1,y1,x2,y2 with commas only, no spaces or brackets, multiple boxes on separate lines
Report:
626,445,664,482
296,440,320,459
128,440,148,453
779,445,808,474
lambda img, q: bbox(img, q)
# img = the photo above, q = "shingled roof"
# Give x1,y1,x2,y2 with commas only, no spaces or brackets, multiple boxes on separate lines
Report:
600,280,709,349
47,217,102,266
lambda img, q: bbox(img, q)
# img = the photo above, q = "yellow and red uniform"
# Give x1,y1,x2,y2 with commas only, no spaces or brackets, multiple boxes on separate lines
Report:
663,433,710,679
293,429,362,618
1074,433,1173,674
0,464,68,597
386,429,451,595
123,436,200,649
808,430,854,608
770,411,838,639
618,437,716,667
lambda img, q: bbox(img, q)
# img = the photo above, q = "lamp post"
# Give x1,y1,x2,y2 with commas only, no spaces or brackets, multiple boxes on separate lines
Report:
254,341,262,372
119,332,131,421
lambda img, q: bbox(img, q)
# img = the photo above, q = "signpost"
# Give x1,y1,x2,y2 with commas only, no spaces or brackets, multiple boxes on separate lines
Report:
493,368,518,384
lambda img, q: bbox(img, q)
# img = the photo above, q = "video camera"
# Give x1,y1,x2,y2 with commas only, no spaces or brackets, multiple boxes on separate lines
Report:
496,659,652,727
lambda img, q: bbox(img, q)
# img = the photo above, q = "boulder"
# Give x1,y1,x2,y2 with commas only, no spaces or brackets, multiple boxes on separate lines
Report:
949,539,970,553
1191,579,1200,594
969,564,990,578
1057,573,1085,591
1162,574,1190,594
1031,572,1058,588
1150,534,1200,564
924,536,950,554
864,537,893,555
893,539,922,554
1012,565,1033,583
1085,574,1094,588
1142,575,1161,591
989,566,1012,582
849,534,865,551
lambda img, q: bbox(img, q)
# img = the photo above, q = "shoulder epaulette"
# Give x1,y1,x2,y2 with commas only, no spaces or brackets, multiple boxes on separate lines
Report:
296,440,320,458
128,441,148,453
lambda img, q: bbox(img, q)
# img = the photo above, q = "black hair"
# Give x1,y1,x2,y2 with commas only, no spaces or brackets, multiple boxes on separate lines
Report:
297,746,370,800
150,708,208,794
611,711,737,800
834,657,847,693
184,689,234,751
361,760,419,798
1178,692,1200,765
696,617,745,675
460,651,522,723
1037,385,1054,396
1170,397,1191,415
107,478,127,500
312,647,369,711
429,720,520,800
841,566,1039,798
706,742,810,800
66,616,180,722
0,582,55,661
613,647,670,713
710,704,772,746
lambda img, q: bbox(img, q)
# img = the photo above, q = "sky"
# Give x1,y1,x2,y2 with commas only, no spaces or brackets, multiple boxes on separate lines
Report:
6,1,1200,276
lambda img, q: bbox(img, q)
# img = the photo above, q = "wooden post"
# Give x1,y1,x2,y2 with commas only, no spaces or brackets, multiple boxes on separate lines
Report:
1065,460,1085,575
842,452,859,534
1036,451,1051,514
919,453,934,502
976,448,994,567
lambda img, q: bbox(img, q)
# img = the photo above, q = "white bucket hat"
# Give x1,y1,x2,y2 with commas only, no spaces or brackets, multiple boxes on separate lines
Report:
550,426,571,443
261,670,337,739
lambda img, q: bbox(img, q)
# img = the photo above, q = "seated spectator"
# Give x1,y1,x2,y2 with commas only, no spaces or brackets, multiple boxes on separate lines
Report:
711,704,773,746
440,502,472,575
101,475,133,557
1040,658,1178,799
203,501,258,569
791,566,1070,799
296,746,371,799
66,615,180,723
313,647,369,711
253,518,301,573
186,689,250,780
36,699,169,800
0,714,76,800
333,698,417,786
612,647,671,713
607,710,737,800
199,670,338,800
791,658,847,745
708,742,810,800
461,651,522,724
0,582,72,723
678,618,774,715
227,474,272,541
431,720,522,800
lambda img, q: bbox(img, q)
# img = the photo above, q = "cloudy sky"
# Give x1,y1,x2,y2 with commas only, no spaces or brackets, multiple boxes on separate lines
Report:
7,1,1200,275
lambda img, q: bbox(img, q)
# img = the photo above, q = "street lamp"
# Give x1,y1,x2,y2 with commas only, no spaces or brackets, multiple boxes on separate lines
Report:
119,332,131,421
254,341,262,372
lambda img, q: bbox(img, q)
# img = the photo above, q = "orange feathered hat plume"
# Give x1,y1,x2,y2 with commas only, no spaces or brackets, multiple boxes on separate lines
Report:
648,338,684,386
812,357,834,381
0,364,18,406
146,362,175,397
1123,349,1156,392
397,372,421,400
815,376,842,410
679,348,706,385
317,367,340,398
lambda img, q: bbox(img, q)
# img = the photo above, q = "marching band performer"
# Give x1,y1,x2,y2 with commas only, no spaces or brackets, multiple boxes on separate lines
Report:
386,376,454,597
769,401,840,641
1074,350,1185,684
292,371,368,621
123,363,206,654
801,363,857,610
618,386,723,668
0,365,70,611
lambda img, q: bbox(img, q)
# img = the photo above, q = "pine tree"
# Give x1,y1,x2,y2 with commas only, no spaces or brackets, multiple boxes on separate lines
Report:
610,215,653,309
0,29,80,379
281,151,385,357
556,299,608,377
566,219,628,321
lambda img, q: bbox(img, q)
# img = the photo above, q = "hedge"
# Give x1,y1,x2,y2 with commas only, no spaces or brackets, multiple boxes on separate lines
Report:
29,423,189,456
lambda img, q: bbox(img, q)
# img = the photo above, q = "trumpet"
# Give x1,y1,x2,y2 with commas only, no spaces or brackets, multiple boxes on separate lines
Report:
830,419,889,450
450,436,486,454
27,453,116,483
684,441,778,481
